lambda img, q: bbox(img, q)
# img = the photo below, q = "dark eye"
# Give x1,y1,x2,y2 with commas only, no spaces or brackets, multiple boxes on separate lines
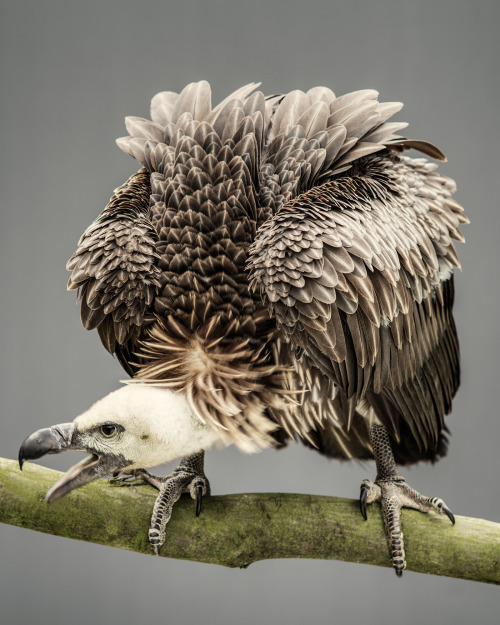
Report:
100,424,118,438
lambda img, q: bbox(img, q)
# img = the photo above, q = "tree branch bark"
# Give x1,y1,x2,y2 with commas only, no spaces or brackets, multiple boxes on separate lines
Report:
1,457,498,584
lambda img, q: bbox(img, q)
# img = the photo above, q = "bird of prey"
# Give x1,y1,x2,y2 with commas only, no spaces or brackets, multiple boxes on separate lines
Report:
19,81,467,575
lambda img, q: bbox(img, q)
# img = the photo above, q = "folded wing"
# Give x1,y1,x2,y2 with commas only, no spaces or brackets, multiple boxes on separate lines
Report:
248,152,468,458
66,168,161,369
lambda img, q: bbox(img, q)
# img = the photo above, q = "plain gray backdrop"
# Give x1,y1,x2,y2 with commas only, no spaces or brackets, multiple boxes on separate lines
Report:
1,1,499,623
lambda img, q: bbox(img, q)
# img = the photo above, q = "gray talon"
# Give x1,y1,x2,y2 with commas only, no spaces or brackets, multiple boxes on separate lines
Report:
359,483,369,520
443,506,455,525
142,452,209,553
363,423,455,576
435,498,455,524
196,484,204,517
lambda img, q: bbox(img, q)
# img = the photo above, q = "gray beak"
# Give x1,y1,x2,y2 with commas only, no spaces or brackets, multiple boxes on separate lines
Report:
19,423,75,468
19,423,129,503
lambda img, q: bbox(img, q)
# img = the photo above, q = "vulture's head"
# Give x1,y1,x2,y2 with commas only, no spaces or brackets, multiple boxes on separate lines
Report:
18,385,222,502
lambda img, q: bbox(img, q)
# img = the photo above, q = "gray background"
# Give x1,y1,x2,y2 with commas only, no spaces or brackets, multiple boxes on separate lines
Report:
1,0,499,623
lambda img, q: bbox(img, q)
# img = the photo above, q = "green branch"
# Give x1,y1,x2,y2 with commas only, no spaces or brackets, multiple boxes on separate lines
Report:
0,458,498,583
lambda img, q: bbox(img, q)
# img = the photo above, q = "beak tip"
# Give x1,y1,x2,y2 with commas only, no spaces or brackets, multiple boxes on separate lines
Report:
45,487,58,504
17,424,74,469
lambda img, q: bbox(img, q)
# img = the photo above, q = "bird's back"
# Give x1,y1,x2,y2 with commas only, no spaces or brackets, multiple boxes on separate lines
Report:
67,81,467,460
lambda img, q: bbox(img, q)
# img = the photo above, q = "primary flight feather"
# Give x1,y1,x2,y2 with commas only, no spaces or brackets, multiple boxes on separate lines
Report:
19,81,467,574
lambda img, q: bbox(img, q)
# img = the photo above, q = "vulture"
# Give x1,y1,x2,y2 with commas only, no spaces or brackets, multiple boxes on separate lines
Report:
19,81,468,576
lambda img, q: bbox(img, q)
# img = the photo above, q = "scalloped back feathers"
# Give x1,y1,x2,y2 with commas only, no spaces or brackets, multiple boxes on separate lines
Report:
116,81,444,221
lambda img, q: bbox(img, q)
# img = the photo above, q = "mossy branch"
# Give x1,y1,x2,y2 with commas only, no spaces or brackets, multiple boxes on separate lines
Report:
0,457,498,584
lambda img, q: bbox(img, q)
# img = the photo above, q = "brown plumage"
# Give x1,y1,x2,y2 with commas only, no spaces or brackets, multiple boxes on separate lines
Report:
67,80,467,463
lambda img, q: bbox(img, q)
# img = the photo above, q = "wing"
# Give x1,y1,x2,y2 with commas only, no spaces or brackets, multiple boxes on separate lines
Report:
256,86,445,224
248,151,468,458
66,167,161,371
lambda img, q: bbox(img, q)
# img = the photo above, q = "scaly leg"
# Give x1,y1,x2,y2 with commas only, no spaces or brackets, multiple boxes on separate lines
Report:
127,452,210,555
359,423,455,576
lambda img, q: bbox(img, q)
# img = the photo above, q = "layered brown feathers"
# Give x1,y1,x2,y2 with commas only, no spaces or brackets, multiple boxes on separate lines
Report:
67,81,467,460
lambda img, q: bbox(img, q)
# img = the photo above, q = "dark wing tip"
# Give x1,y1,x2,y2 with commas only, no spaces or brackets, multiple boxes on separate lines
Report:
387,138,447,162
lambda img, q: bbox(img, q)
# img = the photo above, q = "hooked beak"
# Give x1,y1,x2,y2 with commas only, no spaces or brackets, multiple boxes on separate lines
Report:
19,423,75,468
18,424,129,503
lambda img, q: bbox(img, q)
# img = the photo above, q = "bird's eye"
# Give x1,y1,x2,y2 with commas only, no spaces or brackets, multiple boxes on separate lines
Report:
100,424,118,438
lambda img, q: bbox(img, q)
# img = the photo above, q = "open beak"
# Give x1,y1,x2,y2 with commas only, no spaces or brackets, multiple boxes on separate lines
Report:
19,424,128,503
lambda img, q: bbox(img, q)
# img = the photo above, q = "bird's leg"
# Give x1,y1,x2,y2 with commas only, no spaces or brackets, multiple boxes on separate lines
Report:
132,451,210,555
359,423,455,576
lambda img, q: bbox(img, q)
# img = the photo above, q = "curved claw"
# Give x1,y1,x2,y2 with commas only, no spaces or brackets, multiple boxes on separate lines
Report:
195,483,203,517
438,501,455,525
360,483,369,520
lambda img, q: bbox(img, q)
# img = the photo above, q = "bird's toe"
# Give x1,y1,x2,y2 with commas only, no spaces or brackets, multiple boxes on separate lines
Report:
359,477,455,576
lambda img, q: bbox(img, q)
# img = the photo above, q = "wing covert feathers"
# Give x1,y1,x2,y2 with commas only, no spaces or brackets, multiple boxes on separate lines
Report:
67,169,161,353
248,151,467,458
68,81,467,459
